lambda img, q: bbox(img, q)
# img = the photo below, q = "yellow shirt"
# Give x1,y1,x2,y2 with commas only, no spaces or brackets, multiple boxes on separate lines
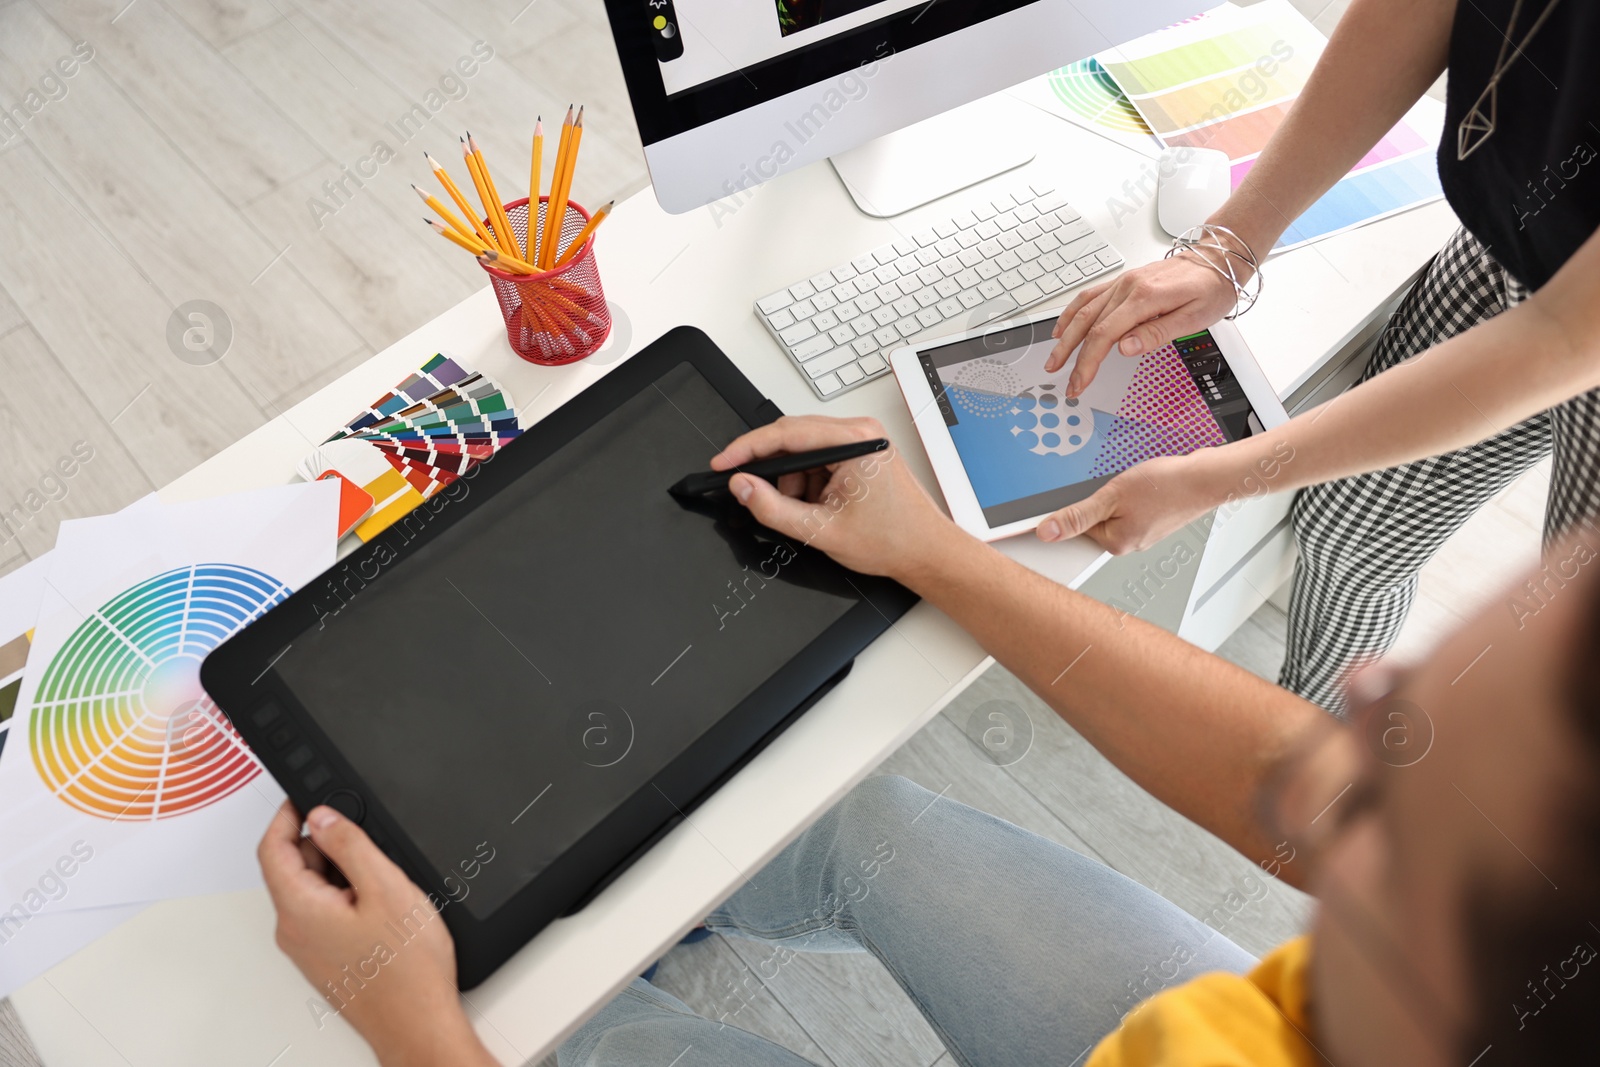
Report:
1086,937,1318,1067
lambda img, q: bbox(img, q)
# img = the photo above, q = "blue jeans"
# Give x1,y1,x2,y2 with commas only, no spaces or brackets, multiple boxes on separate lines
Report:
558,777,1257,1067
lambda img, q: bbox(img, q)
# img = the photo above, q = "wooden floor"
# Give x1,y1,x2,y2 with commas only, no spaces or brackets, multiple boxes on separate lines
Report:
0,0,1548,1063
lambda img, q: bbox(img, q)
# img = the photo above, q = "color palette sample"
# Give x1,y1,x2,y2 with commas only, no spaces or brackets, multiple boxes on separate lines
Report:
1098,0,1444,249
27,564,286,821
1046,59,1155,136
301,353,523,541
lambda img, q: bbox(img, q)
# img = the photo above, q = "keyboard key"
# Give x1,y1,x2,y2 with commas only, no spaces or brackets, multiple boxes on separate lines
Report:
1060,235,1107,261
952,210,979,229
1037,273,1064,294
815,371,844,396
990,194,1015,212
1020,261,1045,282
852,254,878,273
793,333,833,360
1030,180,1057,197
1056,264,1084,287
872,244,898,265
975,220,1000,240
853,318,878,339
935,237,960,257
1036,233,1061,253
874,265,899,286
895,317,922,338
779,320,817,345
1058,218,1095,242
852,336,879,356
834,279,859,300
1097,247,1124,268
1073,255,1103,276
805,347,858,376
832,263,858,283
939,259,965,278
1012,281,1044,305
859,353,887,375
837,361,865,385
893,237,917,256
956,230,982,249
995,210,1020,231
955,268,981,288
978,278,1005,299
1016,240,1041,260
978,238,1003,258
873,325,901,346
915,287,940,308
1037,192,1066,212
937,297,963,317
810,271,833,291
935,277,960,298
915,246,940,267
836,302,860,322
998,270,1026,290
995,251,1022,272
1003,231,1028,252
757,290,794,315
767,308,795,331
957,288,985,309
1039,251,1065,271
1017,220,1043,241
1013,204,1040,223
1037,214,1062,233
789,279,816,300
1054,202,1082,223
957,247,984,269
977,260,1003,280
917,265,943,286
972,202,997,222
916,306,944,328
892,295,919,316
872,306,898,326
812,310,839,332
856,291,882,312
794,298,820,320
812,290,838,312
933,220,958,239
830,324,855,345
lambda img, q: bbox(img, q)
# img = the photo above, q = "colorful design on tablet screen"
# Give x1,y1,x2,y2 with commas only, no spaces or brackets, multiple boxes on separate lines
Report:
1089,343,1225,477
28,564,286,820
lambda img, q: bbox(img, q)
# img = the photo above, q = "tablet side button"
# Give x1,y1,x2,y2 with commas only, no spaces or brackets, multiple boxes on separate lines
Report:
322,788,365,824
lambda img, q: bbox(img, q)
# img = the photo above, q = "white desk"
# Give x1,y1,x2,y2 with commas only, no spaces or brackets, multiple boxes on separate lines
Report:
12,97,1456,1066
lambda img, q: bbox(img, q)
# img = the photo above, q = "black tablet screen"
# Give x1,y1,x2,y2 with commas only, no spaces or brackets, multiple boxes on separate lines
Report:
271,362,858,918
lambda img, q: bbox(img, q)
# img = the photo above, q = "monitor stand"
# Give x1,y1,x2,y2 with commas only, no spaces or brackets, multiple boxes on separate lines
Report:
829,95,1036,218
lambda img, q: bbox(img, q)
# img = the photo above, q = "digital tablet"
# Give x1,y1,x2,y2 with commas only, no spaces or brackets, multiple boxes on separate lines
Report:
889,310,1289,541
201,327,916,989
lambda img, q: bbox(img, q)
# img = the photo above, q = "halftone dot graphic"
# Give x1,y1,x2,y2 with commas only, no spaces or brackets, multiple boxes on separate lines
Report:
29,564,288,821
1089,344,1226,478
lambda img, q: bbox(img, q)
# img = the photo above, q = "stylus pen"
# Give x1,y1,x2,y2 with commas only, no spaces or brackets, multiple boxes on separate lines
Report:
669,438,890,497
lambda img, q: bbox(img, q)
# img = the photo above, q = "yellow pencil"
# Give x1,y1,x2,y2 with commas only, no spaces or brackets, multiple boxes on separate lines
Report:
412,184,477,242
553,199,612,268
427,217,490,257
542,106,576,268
545,107,584,268
426,152,497,250
526,117,543,262
462,136,512,255
478,247,546,275
469,131,519,258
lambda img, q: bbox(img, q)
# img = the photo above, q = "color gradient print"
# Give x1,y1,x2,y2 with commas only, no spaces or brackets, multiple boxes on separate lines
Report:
27,564,288,821
1045,59,1154,135
1089,342,1226,478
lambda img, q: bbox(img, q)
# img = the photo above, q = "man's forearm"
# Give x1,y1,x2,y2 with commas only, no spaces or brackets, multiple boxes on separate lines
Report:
1211,0,1456,258
899,526,1321,881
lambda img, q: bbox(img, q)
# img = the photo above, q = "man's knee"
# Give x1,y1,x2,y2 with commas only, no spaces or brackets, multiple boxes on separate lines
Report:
836,775,926,834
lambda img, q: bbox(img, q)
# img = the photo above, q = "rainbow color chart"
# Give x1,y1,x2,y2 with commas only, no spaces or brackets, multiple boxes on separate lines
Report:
1100,0,1444,249
28,564,287,820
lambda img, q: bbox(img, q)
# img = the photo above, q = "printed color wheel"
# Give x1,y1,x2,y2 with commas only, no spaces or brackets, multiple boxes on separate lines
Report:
1046,59,1153,134
29,564,288,821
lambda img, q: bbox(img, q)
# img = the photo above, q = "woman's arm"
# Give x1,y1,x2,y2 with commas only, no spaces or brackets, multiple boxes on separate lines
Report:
1041,226,1600,551
1046,0,1460,388
716,418,1326,887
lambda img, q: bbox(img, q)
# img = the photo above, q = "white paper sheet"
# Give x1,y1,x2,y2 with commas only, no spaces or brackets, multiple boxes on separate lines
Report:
0,483,337,926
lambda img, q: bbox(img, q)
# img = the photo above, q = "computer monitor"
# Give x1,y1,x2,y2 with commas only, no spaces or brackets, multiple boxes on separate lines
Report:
606,0,1203,216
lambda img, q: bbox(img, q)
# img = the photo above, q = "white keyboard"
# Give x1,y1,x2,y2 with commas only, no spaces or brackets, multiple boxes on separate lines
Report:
754,180,1124,400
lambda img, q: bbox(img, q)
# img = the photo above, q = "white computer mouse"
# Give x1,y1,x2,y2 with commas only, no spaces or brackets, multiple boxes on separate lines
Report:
1156,147,1232,237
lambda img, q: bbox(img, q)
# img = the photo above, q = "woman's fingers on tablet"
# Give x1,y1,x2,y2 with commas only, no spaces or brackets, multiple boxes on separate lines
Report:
712,416,884,469
1046,284,1114,372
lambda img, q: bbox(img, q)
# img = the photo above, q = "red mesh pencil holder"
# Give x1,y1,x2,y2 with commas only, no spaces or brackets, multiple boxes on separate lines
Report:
481,196,611,366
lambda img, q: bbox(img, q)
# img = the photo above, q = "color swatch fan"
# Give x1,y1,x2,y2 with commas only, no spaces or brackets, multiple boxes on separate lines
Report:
301,353,524,541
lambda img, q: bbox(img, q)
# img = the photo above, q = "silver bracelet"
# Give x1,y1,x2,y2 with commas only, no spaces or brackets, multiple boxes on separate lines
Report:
1164,223,1262,318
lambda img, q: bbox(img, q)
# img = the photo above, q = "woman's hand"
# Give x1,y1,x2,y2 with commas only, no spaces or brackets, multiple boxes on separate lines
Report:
712,415,961,583
1048,252,1243,397
258,802,496,1067
1035,452,1224,554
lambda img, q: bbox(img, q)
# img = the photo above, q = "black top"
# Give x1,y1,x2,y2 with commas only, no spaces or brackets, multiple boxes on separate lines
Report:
1438,0,1600,290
